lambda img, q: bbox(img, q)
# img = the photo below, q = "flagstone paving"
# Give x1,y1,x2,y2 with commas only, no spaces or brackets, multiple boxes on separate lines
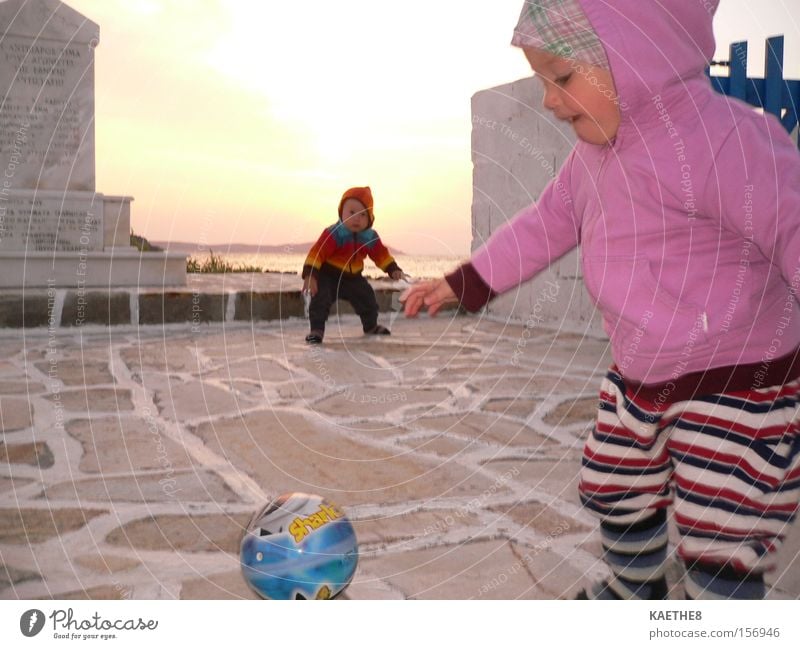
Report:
0,314,798,600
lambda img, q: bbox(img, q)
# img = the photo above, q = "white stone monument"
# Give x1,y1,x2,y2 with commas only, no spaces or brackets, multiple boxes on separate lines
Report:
471,77,602,333
0,0,185,288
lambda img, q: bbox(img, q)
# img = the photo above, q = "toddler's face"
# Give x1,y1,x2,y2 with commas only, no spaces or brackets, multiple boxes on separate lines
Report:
523,47,621,145
340,198,370,233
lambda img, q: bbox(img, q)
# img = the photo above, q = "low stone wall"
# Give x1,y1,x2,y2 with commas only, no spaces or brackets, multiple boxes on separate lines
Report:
0,286,449,328
471,77,603,334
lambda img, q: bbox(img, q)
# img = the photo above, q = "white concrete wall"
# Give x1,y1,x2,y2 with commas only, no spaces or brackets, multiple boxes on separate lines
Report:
471,77,603,334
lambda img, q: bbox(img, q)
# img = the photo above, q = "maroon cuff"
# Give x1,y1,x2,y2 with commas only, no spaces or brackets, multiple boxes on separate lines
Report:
445,262,497,312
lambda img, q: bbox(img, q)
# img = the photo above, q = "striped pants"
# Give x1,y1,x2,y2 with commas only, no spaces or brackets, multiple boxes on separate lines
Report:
579,366,800,599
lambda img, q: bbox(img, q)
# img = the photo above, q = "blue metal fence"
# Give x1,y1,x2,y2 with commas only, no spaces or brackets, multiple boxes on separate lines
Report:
708,35,800,149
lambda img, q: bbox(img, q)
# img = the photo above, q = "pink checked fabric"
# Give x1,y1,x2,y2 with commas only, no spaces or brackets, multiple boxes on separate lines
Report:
511,0,609,69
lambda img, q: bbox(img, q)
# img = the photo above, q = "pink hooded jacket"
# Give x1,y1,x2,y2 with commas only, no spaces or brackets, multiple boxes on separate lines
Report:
459,0,800,384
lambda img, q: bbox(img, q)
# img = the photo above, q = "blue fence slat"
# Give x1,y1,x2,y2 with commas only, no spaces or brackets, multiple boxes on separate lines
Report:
764,36,784,118
709,35,799,150
783,79,799,133
728,41,748,100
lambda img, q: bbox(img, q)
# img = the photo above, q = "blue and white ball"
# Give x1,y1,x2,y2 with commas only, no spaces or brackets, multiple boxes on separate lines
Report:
240,493,358,600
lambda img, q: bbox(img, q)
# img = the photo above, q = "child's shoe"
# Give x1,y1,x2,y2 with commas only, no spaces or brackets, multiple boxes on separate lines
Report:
365,325,391,336
305,330,324,344
574,576,668,600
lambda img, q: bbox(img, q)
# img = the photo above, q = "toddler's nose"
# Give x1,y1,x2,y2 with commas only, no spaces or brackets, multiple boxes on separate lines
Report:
542,86,561,112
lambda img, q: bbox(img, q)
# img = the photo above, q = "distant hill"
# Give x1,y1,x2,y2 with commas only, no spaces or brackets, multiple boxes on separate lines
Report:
153,241,407,255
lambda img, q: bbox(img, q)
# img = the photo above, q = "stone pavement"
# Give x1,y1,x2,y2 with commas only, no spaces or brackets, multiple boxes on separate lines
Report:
1,314,798,600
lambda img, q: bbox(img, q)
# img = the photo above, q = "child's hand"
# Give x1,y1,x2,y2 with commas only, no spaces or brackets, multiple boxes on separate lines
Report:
303,276,318,297
400,278,457,317
390,270,404,281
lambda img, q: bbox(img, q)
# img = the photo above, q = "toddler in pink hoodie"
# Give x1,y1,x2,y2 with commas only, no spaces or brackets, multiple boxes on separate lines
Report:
404,0,800,599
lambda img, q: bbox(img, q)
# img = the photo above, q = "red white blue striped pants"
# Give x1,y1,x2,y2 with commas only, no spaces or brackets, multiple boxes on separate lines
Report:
580,365,800,577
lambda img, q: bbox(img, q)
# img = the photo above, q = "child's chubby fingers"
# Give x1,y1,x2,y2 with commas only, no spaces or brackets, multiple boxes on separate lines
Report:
424,280,457,316
400,281,434,317
401,279,456,317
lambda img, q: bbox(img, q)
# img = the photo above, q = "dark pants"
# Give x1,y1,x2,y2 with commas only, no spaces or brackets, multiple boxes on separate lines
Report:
309,271,379,333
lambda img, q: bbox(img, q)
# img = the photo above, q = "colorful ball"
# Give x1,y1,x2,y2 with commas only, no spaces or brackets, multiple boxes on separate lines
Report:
240,493,359,600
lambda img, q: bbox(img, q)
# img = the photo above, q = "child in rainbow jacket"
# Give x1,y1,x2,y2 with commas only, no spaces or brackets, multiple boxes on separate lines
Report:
302,186,403,343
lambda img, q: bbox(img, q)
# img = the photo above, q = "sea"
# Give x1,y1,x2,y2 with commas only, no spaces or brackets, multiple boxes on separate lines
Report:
198,252,465,280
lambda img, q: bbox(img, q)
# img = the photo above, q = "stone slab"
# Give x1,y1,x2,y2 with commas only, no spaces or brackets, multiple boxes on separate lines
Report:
314,387,451,421
0,441,54,468
0,396,33,432
74,553,141,575
34,359,113,386
39,584,130,600
0,294,51,327
41,470,240,504
234,292,304,321
291,347,398,386
483,458,584,507
1,563,41,588
352,509,480,547
0,507,106,543
398,433,490,458
0,378,46,394
65,417,195,474
412,413,556,449
105,513,251,553
154,381,253,422
46,387,132,413
488,500,591,535
180,569,259,600
190,409,501,505
482,397,541,419
0,192,102,252
0,0,97,192
0,476,33,493
359,538,583,599
139,292,227,325
542,396,598,426
203,358,291,382
61,291,131,327
120,340,198,374
468,374,594,398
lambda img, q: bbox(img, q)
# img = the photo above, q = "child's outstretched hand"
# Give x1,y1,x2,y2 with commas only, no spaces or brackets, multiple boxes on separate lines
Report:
389,270,404,281
400,278,458,317
302,275,318,297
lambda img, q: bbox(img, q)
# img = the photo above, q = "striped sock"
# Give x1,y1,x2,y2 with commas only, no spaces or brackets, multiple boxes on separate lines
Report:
684,561,765,600
587,510,669,600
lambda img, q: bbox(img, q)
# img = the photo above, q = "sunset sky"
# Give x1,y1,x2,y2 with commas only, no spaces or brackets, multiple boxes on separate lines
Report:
65,0,800,256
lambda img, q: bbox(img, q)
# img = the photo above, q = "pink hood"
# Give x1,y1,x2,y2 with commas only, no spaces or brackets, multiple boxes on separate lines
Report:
472,0,800,383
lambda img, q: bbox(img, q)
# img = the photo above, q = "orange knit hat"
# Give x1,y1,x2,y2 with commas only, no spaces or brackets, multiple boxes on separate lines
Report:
338,186,374,226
